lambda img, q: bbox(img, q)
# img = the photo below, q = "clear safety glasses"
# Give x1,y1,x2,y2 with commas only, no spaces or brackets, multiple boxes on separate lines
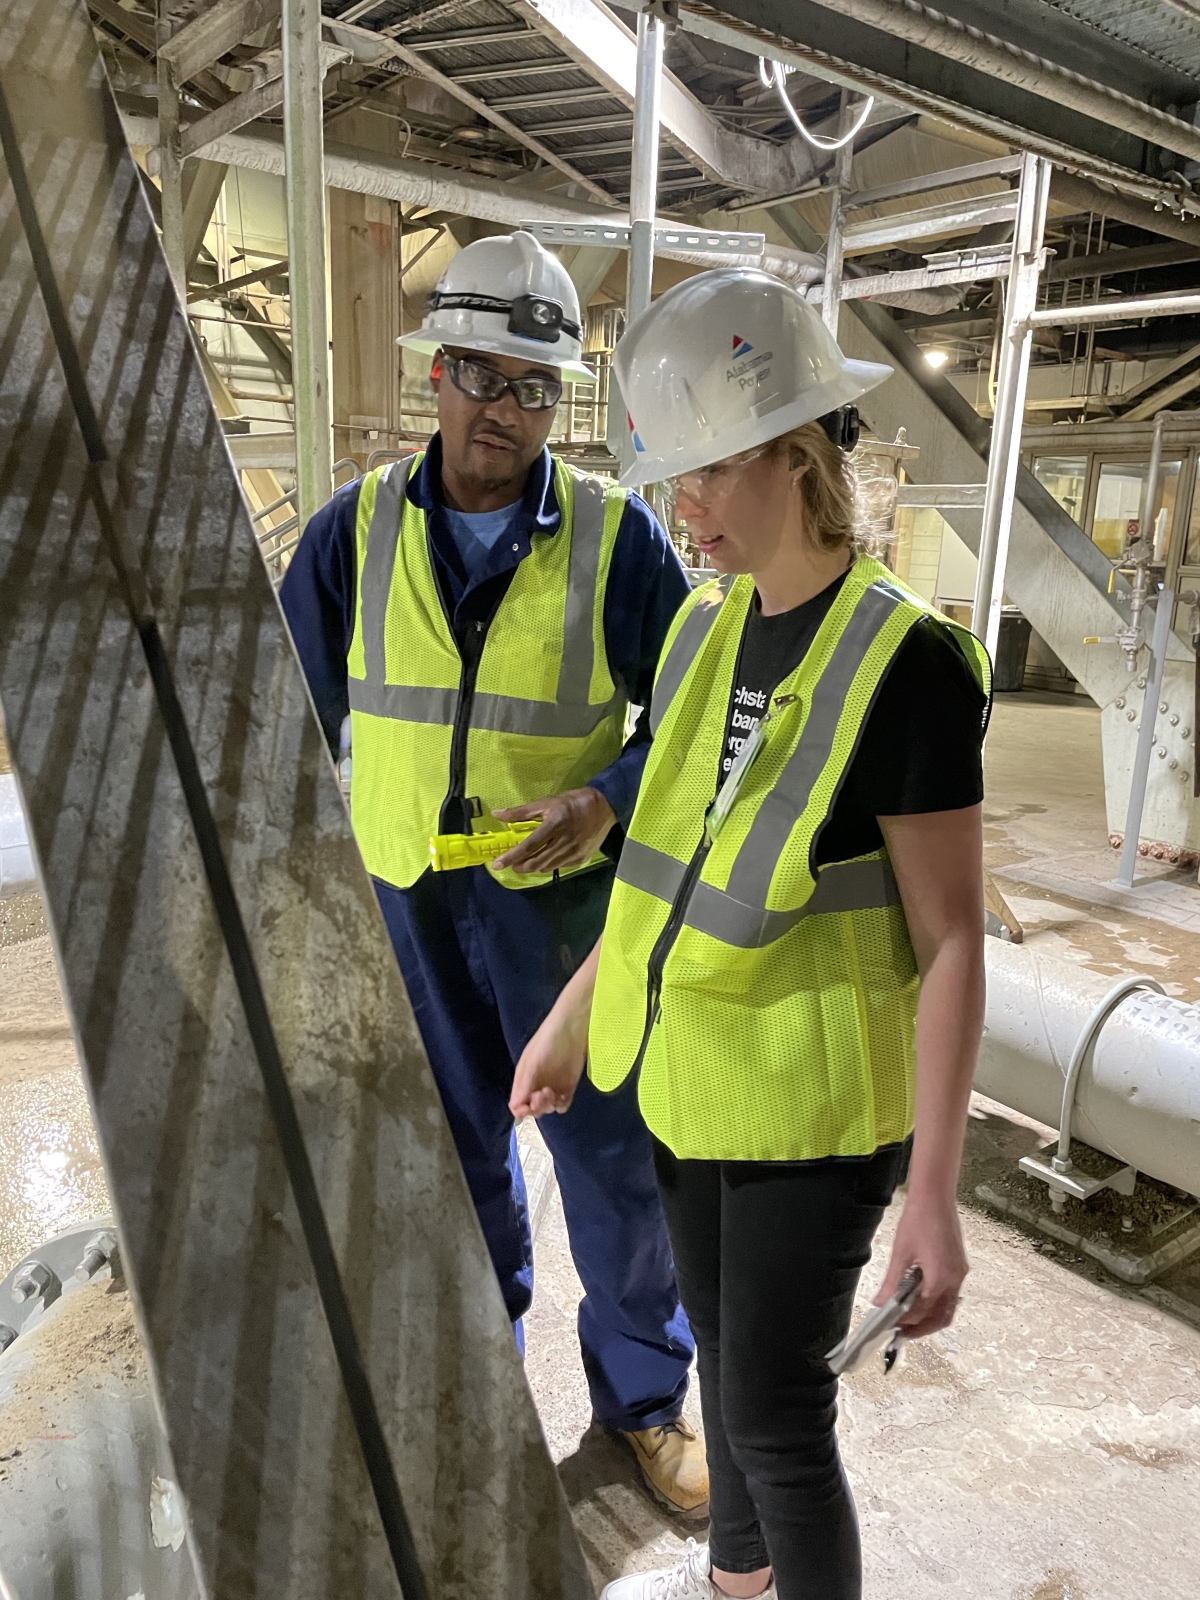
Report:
669,442,775,506
442,353,563,412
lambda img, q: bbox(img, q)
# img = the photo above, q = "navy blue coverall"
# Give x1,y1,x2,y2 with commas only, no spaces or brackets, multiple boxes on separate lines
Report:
280,438,696,1430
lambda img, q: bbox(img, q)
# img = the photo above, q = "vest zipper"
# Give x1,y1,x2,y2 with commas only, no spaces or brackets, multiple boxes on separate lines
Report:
629,833,711,1078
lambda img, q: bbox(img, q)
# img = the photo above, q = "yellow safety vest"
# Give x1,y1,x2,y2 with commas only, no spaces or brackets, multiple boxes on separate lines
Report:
347,453,629,890
588,555,991,1161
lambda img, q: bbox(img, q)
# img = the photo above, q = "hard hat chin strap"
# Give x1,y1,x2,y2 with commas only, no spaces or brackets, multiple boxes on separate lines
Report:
427,290,581,346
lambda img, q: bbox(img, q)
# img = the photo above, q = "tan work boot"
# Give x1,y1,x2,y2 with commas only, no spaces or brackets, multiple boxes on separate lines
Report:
620,1416,710,1520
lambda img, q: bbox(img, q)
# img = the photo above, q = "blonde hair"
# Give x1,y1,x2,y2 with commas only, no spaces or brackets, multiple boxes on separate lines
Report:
772,423,856,554
771,422,895,557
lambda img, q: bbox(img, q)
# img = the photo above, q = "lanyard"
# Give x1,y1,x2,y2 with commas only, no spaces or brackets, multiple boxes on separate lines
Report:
705,693,799,843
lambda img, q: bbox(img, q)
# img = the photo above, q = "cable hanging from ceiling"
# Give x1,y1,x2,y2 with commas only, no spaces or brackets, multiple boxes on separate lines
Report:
758,57,874,152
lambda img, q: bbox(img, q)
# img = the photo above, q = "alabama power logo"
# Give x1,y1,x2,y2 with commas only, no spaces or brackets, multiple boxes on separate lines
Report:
727,333,773,391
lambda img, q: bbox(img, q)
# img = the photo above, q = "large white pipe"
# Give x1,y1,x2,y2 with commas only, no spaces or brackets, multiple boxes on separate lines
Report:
0,773,36,899
978,939,1200,1199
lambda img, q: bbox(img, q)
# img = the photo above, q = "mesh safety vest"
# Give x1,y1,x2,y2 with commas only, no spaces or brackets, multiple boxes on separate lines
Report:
347,453,629,890
588,555,991,1161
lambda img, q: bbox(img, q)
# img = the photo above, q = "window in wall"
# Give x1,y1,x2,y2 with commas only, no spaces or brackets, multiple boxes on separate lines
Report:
1091,458,1182,560
1032,455,1087,524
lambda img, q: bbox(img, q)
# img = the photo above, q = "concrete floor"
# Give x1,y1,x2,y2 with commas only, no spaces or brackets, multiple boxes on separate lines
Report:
2,694,1200,1597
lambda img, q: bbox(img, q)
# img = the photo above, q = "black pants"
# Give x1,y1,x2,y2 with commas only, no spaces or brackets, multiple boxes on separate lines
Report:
653,1138,909,1600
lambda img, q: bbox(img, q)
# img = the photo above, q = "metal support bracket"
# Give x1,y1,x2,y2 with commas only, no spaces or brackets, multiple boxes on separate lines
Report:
1017,974,1165,1214
1018,1151,1138,1210
520,220,766,255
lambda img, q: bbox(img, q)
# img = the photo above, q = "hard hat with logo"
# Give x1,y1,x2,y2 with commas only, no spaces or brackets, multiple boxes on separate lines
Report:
612,268,892,487
398,230,595,382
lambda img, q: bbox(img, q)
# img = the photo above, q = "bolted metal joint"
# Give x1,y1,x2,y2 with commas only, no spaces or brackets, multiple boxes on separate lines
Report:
74,1229,119,1283
12,1259,60,1306
0,1322,17,1352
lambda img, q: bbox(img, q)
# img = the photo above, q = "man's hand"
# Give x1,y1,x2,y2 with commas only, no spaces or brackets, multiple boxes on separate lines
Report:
492,787,616,874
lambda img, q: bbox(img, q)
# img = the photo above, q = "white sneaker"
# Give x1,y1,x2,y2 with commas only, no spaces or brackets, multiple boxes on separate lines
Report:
601,1541,717,1600
600,1539,775,1600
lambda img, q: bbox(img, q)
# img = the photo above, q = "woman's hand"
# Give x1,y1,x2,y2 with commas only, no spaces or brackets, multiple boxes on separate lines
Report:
510,939,602,1119
873,1190,969,1340
873,805,984,1342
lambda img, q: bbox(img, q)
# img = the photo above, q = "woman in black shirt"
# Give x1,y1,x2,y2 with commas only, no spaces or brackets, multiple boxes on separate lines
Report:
512,270,989,1600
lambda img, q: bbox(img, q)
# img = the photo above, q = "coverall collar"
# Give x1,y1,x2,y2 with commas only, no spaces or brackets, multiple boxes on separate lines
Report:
404,432,562,538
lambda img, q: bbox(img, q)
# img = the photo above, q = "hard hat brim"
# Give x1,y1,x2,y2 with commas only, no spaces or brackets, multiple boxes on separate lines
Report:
397,328,596,385
617,357,893,488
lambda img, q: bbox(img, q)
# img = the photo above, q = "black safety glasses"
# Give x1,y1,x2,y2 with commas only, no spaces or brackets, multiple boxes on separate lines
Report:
442,353,562,412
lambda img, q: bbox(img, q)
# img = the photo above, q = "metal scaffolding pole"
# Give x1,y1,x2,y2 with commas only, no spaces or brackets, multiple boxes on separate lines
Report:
156,7,186,297
1028,290,1200,328
626,4,665,328
282,0,333,527
821,95,855,340
970,150,1051,660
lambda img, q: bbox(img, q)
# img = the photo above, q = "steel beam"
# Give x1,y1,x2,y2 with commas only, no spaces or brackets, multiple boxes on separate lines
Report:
159,0,282,85
626,5,664,331
1028,292,1200,329
517,0,832,197
182,156,229,275
820,93,854,339
182,74,285,157
843,190,1018,254
330,17,612,203
845,154,1022,211
0,5,593,1596
676,2,1196,216
972,151,1052,660
156,14,186,297
282,0,333,526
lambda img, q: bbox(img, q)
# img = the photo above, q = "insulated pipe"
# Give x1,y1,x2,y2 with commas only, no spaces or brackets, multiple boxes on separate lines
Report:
977,939,1200,1200
0,773,36,899
776,0,1200,167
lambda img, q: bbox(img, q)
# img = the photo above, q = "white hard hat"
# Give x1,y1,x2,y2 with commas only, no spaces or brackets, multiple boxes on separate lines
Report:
397,230,595,382
612,268,892,487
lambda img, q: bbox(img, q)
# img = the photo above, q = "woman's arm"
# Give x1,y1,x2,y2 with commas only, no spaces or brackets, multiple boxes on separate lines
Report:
874,804,985,1339
509,937,603,1119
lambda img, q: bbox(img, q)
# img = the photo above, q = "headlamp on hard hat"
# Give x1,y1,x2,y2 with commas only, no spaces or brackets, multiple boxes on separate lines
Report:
425,290,581,348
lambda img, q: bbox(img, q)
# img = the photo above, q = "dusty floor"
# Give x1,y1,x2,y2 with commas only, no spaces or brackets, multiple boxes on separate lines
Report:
2,695,1200,1597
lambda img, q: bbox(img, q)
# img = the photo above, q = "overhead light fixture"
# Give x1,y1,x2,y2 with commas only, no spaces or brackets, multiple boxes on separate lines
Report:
924,349,950,369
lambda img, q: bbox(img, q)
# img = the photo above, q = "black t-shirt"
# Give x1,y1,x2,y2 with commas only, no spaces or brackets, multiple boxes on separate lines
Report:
719,571,987,865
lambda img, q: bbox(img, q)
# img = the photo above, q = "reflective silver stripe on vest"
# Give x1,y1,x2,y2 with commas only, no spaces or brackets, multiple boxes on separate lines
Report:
557,473,605,706
617,839,901,949
650,575,735,735
360,455,415,687
724,583,904,908
347,679,620,737
354,457,620,736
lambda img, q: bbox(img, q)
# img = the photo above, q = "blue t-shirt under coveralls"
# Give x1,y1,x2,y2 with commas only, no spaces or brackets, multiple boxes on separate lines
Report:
279,436,695,1429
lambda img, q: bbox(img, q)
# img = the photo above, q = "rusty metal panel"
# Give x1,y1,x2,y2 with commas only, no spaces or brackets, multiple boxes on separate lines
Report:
0,3,592,1595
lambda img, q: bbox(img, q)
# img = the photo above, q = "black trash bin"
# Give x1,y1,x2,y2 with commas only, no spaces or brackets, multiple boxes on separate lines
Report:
994,609,1032,692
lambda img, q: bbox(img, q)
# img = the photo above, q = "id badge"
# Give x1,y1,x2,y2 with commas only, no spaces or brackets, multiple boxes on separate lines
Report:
706,692,799,842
